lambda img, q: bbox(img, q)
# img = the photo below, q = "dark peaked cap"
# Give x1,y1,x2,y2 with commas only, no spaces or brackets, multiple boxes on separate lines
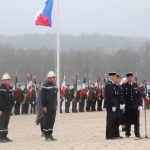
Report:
108,72,117,76
126,72,133,77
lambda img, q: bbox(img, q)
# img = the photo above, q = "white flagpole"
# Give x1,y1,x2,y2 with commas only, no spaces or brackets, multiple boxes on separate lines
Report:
56,0,61,138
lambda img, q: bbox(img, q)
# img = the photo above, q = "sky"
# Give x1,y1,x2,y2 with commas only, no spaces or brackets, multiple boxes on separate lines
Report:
0,0,150,37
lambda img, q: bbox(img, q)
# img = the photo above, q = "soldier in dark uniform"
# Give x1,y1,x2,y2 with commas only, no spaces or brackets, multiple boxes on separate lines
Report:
14,85,22,115
114,74,125,138
41,71,57,141
104,72,119,139
0,73,14,143
72,88,80,113
91,86,97,111
122,72,146,139
97,88,104,111
86,86,93,112
79,84,87,112
65,86,73,113
30,86,36,114
22,93,30,114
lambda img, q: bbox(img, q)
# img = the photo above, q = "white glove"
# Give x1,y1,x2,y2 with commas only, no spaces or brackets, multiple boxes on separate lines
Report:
112,107,116,112
138,106,143,112
120,104,125,110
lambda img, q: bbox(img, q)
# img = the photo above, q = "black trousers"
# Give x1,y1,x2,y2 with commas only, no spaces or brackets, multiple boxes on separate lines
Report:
22,102,29,114
79,99,85,112
14,102,21,115
125,109,140,137
91,100,96,111
106,109,118,139
97,99,103,111
30,103,36,114
43,109,56,138
38,118,44,134
86,100,92,112
72,101,78,113
65,99,71,113
0,112,10,139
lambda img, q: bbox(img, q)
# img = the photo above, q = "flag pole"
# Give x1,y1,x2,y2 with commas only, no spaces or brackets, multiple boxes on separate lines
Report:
56,0,61,138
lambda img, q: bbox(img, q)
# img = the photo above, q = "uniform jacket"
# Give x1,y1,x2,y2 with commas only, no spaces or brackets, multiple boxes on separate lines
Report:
41,80,58,110
0,83,14,112
104,80,118,110
65,88,73,101
115,84,125,106
122,82,145,109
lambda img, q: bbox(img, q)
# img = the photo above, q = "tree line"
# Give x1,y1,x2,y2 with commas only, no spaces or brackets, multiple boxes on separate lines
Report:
0,42,150,84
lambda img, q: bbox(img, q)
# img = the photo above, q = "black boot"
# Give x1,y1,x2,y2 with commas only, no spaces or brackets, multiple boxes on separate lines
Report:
49,135,57,141
5,137,13,142
0,134,8,143
0,137,7,143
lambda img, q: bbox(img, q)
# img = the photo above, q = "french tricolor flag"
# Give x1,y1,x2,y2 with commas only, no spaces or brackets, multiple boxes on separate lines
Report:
35,0,53,27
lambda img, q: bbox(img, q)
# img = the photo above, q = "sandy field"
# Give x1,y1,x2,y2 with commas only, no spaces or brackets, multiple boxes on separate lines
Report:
1,110,150,150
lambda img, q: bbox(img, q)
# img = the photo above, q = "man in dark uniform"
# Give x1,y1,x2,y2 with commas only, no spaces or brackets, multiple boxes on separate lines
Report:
72,88,79,113
14,85,22,115
30,86,36,114
79,84,87,112
114,74,125,137
122,72,146,139
91,85,97,111
97,88,104,111
86,86,93,112
41,71,57,141
104,72,119,139
22,92,30,114
0,73,14,143
65,85,73,113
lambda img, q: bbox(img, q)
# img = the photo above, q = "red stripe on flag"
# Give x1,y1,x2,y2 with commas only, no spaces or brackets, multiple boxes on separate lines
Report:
35,13,51,27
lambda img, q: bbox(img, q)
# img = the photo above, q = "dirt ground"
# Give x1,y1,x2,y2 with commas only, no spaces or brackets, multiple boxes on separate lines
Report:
1,110,150,150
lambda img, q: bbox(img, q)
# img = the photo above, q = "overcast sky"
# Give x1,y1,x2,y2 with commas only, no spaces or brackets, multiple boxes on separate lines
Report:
0,0,150,37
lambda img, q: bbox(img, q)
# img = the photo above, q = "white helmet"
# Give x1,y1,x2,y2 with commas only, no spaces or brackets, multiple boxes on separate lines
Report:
47,71,56,78
2,73,11,80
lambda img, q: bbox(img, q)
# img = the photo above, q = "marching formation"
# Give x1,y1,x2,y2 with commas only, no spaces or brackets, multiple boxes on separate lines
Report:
0,71,150,143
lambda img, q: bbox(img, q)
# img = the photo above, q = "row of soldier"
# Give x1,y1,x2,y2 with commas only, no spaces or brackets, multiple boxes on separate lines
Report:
11,81,105,115
60,84,104,113
11,76,150,115
12,85,37,115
